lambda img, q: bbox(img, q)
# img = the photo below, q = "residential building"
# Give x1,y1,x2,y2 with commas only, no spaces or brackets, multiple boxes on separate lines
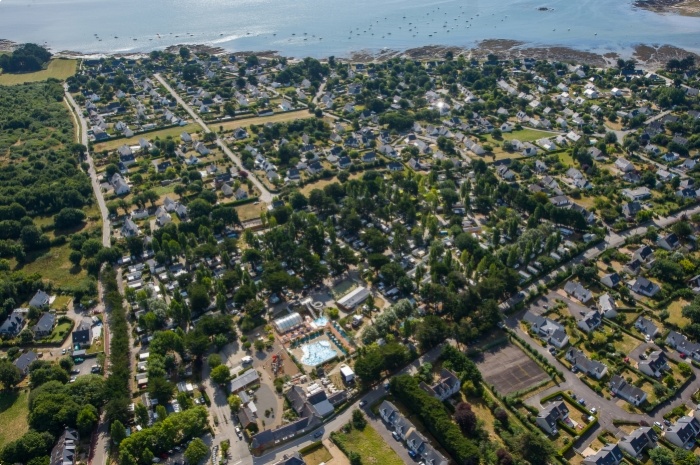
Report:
630,277,660,297
0,309,26,337
566,348,608,379
523,312,569,348
598,294,617,318
419,368,461,401
582,444,623,465
638,350,668,378
72,321,92,347
564,281,593,303
29,290,51,308
13,350,38,376
665,331,700,361
665,416,700,449
601,273,621,289
634,317,659,339
535,401,570,435
577,310,602,333
50,428,78,465
33,312,56,338
618,427,657,458
610,375,647,406
657,233,680,251
230,369,260,393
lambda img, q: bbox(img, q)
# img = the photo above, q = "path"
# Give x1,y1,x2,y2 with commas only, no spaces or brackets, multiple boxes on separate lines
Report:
64,85,111,247
152,73,273,204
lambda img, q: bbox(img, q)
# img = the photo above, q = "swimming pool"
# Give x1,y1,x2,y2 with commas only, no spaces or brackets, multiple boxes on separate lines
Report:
313,316,329,327
300,340,338,367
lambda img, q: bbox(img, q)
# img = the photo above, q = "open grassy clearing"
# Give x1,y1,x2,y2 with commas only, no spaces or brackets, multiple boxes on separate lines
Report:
219,110,315,131
0,391,29,449
235,202,266,221
92,123,201,152
332,423,404,465
0,59,77,85
667,299,691,328
12,242,88,289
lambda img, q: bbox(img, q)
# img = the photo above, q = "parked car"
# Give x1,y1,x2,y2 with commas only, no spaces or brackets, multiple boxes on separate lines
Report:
313,431,323,439
578,398,586,406
392,431,400,441
359,400,367,407
589,407,597,414
408,450,418,459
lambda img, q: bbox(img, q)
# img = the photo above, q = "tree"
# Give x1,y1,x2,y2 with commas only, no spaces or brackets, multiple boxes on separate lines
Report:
0,360,22,390
69,250,82,267
55,208,86,229
415,315,448,350
454,402,478,436
351,409,367,430
207,353,222,368
649,447,674,465
516,431,554,465
228,394,242,412
111,419,127,445
77,404,99,435
184,438,209,465
189,284,211,314
179,47,191,60
210,365,231,385
348,451,362,465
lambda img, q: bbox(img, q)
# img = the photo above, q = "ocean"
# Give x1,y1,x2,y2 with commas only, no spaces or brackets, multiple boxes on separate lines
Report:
0,0,699,58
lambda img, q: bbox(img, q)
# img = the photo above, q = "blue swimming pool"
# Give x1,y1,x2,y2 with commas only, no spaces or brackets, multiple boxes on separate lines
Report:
300,340,338,367
314,316,329,327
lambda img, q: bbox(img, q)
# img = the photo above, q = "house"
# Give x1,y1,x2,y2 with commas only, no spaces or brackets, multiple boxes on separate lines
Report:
33,312,56,338
566,348,608,379
622,187,652,201
121,218,141,237
582,444,623,465
610,375,647,406
523,312,569,348
235,188,249,201
155,207,171,227
564,281,593,304
622,202,642,220
0,309,25,337
338,156,352,169
598,294,618,318
273,452,305,465
638,350,668,378
535,401,570,435
387,162,404,172
306,161,322,175
361,152,377,163
633,245,654,263
630,277,660,297
250,414,321,454
577,310,602,333
29,290,51,308
111,173,130,195
419,368,461,401
665,416,700,449
13,350,38,376
618,427,657,458
221,183,234,197
50,428,79,465
666,331,700,361
657,232,680,251
634,317,659,339
72,321,92,347
601,273,621,289
615,157,636,173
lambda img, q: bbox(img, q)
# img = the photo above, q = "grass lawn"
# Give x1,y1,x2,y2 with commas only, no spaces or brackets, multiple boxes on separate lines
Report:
615,332,643,355
235,202,266,221
559,152,576,167
87,339,104,354
12,243,88,289
667,299,691,328
92,123,201,152
301,443,332,465
0,59,78,85
52,295,72,311
465,395,504,446
0,391,29,449
501,128,557,142
45,320,75,344
219,110,314,131
332,423,404,465
332,279,356,298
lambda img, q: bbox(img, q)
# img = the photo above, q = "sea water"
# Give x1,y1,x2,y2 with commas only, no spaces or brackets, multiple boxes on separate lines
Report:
0,0,698,57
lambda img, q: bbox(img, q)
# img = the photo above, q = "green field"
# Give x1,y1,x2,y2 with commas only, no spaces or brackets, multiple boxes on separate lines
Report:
333,422,404,465
500,128,557,142
93,123,201,152
218,110,315,132
0,59,78,85
0,391,29,449
13,243,89,289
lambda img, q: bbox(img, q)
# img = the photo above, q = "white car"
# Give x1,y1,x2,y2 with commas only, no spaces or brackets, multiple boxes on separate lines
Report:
589,407,597,414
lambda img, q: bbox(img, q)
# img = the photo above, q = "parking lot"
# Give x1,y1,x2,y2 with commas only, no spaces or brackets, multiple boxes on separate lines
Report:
474,343,550,395
70,356,100,379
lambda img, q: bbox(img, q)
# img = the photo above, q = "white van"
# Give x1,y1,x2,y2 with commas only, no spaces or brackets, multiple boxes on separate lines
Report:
241,356,253,365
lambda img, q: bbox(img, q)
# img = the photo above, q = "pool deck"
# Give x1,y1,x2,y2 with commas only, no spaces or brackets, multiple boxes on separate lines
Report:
292,336,340,368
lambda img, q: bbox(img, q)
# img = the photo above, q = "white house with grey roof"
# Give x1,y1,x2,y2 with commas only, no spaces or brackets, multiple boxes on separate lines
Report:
535,401,570,435
566,348,608,379
618,427,657,458
610,375,646,406
523,312,569,348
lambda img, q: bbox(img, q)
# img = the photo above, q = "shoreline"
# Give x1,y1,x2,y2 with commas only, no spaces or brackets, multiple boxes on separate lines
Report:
634,0,700,16
2,37,698,70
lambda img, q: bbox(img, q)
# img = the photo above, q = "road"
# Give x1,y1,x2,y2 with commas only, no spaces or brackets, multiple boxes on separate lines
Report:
64,85,111,247
253,342,450,465
152,73,273,204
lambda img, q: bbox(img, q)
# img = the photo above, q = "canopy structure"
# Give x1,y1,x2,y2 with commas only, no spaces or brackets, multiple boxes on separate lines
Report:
273,312,303,334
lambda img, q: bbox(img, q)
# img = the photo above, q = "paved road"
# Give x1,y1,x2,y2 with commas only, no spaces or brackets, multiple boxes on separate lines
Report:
152,73,273,204
253,342,450,465
64,86,111,247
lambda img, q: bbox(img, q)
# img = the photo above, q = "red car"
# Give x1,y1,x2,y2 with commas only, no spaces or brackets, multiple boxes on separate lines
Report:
680,352,687,359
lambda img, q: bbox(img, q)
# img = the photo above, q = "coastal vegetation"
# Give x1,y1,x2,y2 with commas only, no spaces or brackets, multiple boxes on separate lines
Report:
0,59,77,86
0,44,52,74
